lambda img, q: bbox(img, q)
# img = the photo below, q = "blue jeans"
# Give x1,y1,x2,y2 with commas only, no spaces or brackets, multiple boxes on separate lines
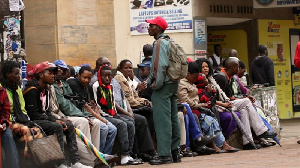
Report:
182,103,202,148
1,127,19,168
100,119,117,154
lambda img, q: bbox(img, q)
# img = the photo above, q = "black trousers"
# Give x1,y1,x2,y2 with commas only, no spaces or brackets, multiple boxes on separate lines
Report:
121,114,154,154
34,120,80,164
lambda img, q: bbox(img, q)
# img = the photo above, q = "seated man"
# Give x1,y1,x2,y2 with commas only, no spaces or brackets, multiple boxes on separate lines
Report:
53,60,117,155
213,57,277,150
0,84,19,168
23,61,91,168
178,62,238,153
137,61,152,101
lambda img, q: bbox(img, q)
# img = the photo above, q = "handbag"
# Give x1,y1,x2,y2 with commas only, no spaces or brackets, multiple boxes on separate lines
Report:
27,127,64,165
64,93,86,111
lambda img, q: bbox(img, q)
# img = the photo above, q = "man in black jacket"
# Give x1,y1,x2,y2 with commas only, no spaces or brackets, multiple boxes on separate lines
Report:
23,62,91,168
251,45,275,86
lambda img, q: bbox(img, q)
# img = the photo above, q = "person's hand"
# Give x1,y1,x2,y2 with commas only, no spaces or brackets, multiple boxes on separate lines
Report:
128,112,135,119
182,106,187,115
85,117,94,126
225,100,234,108
137,81,147,91
101,118,108,125
56,120,67,131
206,84,212,92
144,100,152,107
248,95,256,103
0,123,7,132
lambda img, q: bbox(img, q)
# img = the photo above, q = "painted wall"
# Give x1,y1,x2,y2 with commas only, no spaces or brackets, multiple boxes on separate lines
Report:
113,0,194,68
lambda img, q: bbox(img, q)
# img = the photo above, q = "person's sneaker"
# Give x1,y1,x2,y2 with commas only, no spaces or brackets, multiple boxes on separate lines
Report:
57,164,69,168
258,130,277,139
242,143,261,150
121,155,139,165
149,156,172,165
72,162,92,168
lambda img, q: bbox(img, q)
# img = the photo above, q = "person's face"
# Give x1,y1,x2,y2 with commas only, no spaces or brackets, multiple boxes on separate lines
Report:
215,46,222,56
148,24,161,37
120,61,133,79
78,70,92,87
7,67,20,84
201,62,209,76
187,73,199,83
238,67,246,78
232,62,239,75
56,67,68,80
101,69,112,85
140,67,150,79
41,69,56,85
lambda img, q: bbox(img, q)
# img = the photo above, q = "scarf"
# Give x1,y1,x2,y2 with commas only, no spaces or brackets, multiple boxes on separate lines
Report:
97,66,115,116
1,79,33,126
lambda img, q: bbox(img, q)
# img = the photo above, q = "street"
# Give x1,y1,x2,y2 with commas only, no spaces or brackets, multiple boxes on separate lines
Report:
123,119,300,168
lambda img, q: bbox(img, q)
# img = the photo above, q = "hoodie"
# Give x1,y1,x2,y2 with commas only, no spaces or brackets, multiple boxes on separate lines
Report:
23,80,58,122
251,55,275,86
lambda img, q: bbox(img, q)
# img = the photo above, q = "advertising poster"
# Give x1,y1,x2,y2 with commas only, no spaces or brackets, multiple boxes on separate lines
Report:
129,0,193,35
258,19,294,119
194,20,206,44
207,30,249,72
254,0,300,8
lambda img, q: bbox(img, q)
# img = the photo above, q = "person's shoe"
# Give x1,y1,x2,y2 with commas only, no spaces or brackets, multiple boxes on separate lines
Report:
138,153,152,162
243,143,261,150
196,145,215,155
57,164,69,168
149,156,172,165
195,135,216,147
297,140,300,144
171,149,181,163
121,155,139,165
182,148,193,157
258,130,277,139
72,162,92,168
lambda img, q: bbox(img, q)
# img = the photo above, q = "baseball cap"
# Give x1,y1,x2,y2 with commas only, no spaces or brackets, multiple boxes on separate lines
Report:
145,16,168,30
54,60,69,69
138,61,151,68
33,61,58,74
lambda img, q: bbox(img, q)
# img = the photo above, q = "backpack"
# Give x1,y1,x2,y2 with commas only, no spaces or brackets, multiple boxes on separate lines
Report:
162,35,188,81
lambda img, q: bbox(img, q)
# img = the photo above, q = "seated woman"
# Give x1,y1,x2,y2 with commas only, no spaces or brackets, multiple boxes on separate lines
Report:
177,62,239,153
195,73,240,138
114,59,154,134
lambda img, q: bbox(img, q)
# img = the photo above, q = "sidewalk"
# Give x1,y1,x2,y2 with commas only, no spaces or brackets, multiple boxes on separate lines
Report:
122,119,300,168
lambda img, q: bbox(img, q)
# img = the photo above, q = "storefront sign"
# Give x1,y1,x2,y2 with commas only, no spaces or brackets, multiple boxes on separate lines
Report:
258,19,294,119
254,0,300,8
129,0,193,35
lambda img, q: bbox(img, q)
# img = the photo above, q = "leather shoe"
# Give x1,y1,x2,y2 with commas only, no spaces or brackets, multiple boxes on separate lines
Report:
243,143,261,150
182,148,193,157
149,156,172,165
171,149,181,163
258,130,277,139
196,145,215,155
195,135,216,147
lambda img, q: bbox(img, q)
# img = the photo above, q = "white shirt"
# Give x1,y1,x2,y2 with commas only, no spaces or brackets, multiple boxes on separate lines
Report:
209,53,221,66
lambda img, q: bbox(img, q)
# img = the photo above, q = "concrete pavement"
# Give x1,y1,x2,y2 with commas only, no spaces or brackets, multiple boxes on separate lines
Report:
122,119,300,168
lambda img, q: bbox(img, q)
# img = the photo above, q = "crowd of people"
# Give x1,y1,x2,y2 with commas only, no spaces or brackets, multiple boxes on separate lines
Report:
0,16,279,168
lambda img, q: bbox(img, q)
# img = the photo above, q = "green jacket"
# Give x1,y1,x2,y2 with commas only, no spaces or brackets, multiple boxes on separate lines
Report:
0,84,27,122
149,34,174,90
53,80,91,117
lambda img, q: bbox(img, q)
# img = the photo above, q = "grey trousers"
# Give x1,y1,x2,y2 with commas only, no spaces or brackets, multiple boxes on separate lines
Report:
232,98,268,144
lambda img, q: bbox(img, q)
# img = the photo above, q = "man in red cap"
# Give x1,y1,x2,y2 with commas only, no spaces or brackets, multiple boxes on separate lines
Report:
145,16,181,165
